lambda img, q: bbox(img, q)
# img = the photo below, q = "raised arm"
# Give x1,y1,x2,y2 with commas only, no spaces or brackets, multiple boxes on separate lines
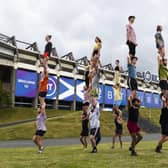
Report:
41,102,46,114
127,56,131,65
120,66,124,73
128,96,133,107
162,96,167,108
117,115,122,124
43,65,48,77
157,55,163,65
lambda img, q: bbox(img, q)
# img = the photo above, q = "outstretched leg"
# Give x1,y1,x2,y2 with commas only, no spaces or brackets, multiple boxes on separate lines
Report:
119,135,123,148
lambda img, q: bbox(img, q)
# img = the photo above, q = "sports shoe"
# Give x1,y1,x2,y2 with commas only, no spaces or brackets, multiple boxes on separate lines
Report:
131,150,138,156
129,147,132,151
38,150,42,154
91,147,97,153
41,146,45,150
38,146,45,154
155,145,162,153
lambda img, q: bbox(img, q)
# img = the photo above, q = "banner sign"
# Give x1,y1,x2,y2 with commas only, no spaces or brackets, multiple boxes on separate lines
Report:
15,69,37,98
46,75,57,100
153,94,161,108
145,92,153,108
59,77,75,101
104,85,114,105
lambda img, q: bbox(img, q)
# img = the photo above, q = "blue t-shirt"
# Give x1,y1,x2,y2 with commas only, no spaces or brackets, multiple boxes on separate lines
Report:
128,64,136,79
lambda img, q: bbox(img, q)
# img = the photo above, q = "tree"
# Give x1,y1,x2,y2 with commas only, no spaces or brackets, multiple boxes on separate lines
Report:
0,82,12,107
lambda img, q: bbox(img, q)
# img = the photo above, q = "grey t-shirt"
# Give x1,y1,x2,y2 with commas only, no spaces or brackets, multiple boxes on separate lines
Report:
36,113,47,131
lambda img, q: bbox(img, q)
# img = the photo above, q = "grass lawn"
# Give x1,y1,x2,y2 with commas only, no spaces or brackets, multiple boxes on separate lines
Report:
0,107,72,124
140,108,161,127
0,141,168,168
0,110,129,140
0,107,161,140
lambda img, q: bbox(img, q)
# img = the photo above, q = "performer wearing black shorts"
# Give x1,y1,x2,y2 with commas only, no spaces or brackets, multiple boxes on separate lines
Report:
127,97,143,156
112,105,123,149
155,25,165,58
155,97,168,153
89,101,101,153
43,35,52,67
32,106,47,154
127,56,138,99
126,16,137,57
80,110,89,149
80,85,90,149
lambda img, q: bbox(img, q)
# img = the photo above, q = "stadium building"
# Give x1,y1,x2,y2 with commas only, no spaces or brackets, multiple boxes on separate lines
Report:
0,33,161,110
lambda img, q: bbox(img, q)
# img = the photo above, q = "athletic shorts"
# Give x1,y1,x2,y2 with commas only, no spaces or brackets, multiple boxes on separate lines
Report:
159,80,168,90
127,120,140,134
39,91,47,98
90,128,100,136
114,100,122,107
115,129,123,135
161,124,168,136
80,128,89,137
90,88,99,97
82,102,89,106
127,78,138,91
35,130,46,136
126,40,136,56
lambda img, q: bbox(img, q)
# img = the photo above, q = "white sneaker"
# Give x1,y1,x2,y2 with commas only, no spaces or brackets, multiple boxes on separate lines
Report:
38,150,42,154
37,146,44,154
40,146,45,152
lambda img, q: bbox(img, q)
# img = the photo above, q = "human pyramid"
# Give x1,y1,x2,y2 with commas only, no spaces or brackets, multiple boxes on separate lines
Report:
31,16,168,156
80,16,168,156
33,35,52,154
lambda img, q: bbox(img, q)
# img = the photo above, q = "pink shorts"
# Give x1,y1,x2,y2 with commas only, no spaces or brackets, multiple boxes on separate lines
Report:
127,120,140,134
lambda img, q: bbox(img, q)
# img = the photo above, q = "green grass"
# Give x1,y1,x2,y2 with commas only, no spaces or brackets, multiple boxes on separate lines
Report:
0,107,161,140
140,108,161,127
0,141,168,168
0,107,72,124
0,110,129,140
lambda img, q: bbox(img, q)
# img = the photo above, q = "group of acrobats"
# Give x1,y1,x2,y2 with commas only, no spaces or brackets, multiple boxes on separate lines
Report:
80,16,168,156
32,35,52,154
31,16,168,156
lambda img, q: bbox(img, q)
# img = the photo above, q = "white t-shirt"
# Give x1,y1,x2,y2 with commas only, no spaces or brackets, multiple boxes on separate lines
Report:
36,113,47,131
89,103,100,129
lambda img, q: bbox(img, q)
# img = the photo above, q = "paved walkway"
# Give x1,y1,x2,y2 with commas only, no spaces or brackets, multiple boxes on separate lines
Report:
0,133,160,148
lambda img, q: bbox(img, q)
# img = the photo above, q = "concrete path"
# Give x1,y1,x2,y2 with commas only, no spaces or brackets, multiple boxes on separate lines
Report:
0,133,160,148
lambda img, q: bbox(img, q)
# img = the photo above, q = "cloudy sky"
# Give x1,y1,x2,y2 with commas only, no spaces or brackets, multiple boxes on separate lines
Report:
0,0,168,74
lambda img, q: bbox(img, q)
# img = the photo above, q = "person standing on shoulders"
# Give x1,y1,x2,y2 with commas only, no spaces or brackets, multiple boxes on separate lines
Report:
126,16,137,58
155,25,165,58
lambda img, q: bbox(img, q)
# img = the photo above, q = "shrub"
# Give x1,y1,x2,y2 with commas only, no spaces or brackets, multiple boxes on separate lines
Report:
0,82,12,107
